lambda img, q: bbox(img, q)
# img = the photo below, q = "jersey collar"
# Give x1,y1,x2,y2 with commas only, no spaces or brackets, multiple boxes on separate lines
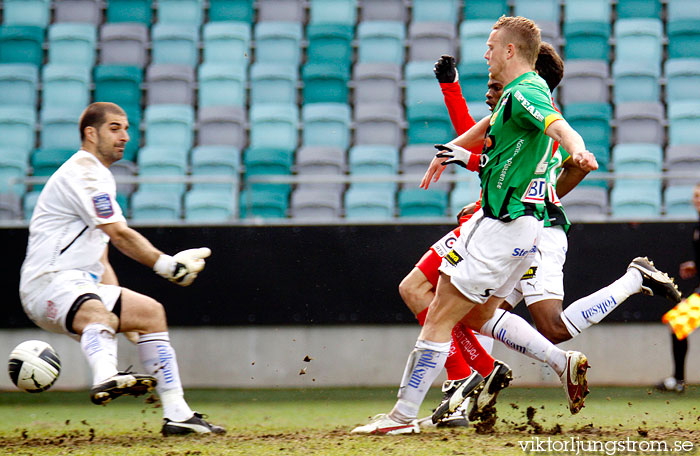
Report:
504,71,538,92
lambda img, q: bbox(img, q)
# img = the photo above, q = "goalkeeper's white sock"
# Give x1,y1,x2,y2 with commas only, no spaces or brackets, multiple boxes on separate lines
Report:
81,323,119,385
480,309,567,376
138,332,193,422
560,269,643,337
389,339,450,423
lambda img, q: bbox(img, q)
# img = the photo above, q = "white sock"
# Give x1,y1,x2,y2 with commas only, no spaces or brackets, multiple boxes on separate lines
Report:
138,332,193,422
560,269,643,337
389,339,450,422
480,309,567,376
473,331,494,355
81,323,119,385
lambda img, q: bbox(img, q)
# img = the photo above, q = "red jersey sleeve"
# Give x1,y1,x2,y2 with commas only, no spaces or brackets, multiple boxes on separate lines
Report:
440,81,484,154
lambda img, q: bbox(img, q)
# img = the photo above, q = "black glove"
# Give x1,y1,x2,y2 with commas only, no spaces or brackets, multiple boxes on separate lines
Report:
433,54,458,83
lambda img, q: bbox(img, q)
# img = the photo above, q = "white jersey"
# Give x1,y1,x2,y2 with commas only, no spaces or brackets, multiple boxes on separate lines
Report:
20,150,125,293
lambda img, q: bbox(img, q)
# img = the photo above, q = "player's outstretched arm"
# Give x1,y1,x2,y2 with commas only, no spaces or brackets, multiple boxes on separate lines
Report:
420,116,490,189
556,158,589,199
545,120,598,172
99,221,210,286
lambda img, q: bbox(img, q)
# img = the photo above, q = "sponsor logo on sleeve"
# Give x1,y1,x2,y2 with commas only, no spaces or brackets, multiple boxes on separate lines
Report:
444,249,463,266
92,193,114,218
514,90,545,122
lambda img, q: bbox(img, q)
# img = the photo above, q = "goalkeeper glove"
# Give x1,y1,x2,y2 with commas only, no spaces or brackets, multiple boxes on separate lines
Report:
153,247,211,286
434,54,458,83
435,143,480,171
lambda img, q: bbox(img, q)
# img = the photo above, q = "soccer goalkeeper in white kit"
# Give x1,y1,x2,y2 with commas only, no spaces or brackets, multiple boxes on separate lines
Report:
19,102,225,436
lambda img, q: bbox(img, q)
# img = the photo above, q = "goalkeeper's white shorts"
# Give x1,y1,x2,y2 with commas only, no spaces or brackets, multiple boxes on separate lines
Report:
505,225,568,308
20,270,121,338
438,209,543,304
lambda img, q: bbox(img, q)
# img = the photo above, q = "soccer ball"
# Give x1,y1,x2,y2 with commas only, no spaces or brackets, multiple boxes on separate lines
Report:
8,340,61,393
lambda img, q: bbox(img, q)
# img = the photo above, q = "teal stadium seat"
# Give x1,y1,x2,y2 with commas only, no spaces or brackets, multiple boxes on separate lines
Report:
614,19,663,67
564,103,612,149
667,20,700,60
0,64,38,107
302,103,351,149
198,63,246,107
121,107,141,162
458,61,490,104
0,26,45,66
185,188,237,221
586,144,610,175
612,61,660,103
450,174,482,216
48,23,97,67
94,65,143,109
151,24,199,67
667,0,700,22
302,63,350,103
344,186,395,219
610,180,662,219
144,104,195,149
249,104,298,151
668,101,700,145
254,22,303,64
460,20,495,64
463,0,508,20
202,21,251,65
398,188,448,218
3,0,51,28
239,188,288,219
191,145,240,191
514,0,561,24
23,190,41,220
356,21,405,65
41,64,91,110
243,147,293,195
348,145,399,191
106,0,152,24
137,145,188,195
40,106,81,151
563,22,610,60
306,24,354,70
665,59,700,102
612,144,662,174
405,61,444,106
407,104,454,145
616,0,661,18
0,148,29,195
131,189,181,221
665,185,697,217
250,62,298,104
564,0,611,24
412,0,459,23
209,0,255,23
309,0,357,26
0,106,36,152
31,148,73,177
157,0,203,25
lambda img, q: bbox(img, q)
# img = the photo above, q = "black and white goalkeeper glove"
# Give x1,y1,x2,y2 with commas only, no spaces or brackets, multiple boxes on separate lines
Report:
434,54,459,83
153,247,211,286
435,143,480,171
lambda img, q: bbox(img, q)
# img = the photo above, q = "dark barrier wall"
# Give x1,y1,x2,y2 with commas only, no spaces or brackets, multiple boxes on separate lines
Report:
3,222,697,328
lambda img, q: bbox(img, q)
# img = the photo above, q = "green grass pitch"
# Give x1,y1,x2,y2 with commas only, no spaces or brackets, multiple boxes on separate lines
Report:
1,387,699,455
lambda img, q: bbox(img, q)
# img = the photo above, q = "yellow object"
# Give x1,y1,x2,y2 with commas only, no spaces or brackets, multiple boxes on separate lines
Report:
663,293,700,340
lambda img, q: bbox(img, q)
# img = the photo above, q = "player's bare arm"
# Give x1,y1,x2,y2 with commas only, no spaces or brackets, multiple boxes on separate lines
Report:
99,221,163,268
545,120,598,172
556,158,589,199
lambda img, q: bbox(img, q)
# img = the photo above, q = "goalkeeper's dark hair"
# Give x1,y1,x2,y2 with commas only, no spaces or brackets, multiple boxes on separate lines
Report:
535,42,564,92
79,102,127,141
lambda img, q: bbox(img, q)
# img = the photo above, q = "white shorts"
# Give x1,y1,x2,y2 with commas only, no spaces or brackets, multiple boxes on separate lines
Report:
21,270,122,337
438,209,543,304
505,225,568,307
